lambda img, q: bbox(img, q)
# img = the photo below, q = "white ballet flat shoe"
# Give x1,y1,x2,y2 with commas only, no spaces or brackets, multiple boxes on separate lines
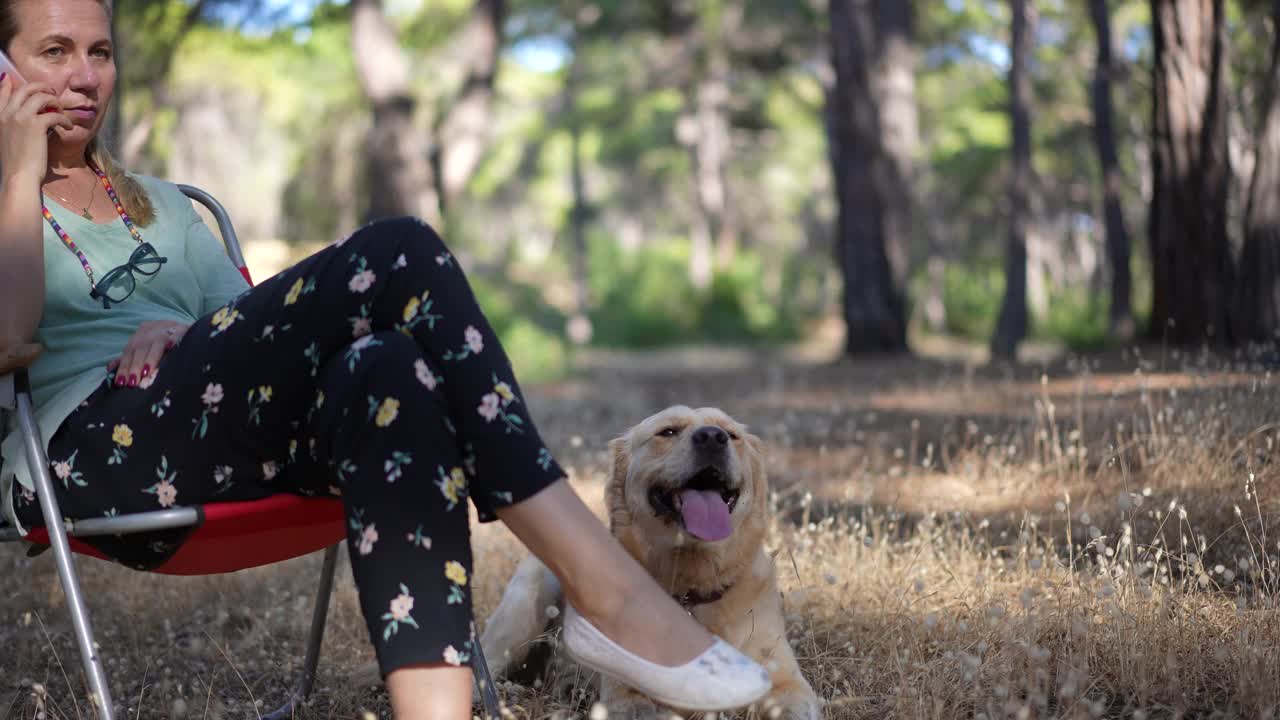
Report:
561,603,773,712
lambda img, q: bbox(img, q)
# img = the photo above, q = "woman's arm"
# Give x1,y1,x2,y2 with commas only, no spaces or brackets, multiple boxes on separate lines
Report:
0,76,71,348
0,171,45,348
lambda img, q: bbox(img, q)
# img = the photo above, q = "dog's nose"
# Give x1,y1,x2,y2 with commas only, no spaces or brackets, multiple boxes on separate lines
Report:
692,426,730,449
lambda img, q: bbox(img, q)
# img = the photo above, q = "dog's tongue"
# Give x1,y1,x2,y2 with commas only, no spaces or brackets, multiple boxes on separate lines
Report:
678,489,732,541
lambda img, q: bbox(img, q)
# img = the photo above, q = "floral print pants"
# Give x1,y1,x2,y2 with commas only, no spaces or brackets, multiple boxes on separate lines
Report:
14,217,567,676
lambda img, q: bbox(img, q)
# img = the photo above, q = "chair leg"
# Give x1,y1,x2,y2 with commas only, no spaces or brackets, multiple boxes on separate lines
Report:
16,375,115,719
472,638,503,720
264,543,340,720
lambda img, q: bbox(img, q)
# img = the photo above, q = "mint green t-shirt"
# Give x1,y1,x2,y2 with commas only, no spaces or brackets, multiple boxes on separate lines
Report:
1,174,250,524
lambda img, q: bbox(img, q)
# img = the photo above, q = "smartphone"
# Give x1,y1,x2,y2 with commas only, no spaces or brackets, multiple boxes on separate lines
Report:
0,50,60,134
0,48,25,85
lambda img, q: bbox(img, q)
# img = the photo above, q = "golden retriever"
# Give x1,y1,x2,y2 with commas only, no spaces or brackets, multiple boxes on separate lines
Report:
478,405,820,720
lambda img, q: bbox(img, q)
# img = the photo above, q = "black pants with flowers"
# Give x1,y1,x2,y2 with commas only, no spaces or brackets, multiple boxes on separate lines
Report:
14,217,567,676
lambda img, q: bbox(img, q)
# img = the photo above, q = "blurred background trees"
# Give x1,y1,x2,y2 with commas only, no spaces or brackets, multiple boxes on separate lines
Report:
109,0,1280,378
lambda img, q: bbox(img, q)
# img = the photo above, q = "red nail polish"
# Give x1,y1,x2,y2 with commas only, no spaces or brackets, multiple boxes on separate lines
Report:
0,73,6,83
129,374,138,387
115,375,125,387
165,340,175,350
141,365,151,378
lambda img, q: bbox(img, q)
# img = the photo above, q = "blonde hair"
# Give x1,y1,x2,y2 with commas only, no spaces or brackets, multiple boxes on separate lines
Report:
88,138,155,227
2,0,154,226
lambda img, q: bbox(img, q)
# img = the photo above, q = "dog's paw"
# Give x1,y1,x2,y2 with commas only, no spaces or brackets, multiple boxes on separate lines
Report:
758,692,821,720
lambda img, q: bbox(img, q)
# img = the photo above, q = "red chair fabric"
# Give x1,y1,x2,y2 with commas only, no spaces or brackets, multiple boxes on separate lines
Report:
24,496,346,575
169,495,343,575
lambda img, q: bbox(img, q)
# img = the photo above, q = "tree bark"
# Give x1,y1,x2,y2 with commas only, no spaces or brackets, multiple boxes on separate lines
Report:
1148,0,1233,344
434,0,505,208
1233,0,1280,344
566,44,593,346
872,0,916,296
680,0,740,290
696,68,735,270
1088,0,1135,340
827,0,907,354
990,0,1036,361
351,0,441,225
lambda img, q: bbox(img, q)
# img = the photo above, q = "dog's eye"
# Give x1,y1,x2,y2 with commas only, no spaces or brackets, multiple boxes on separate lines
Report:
656,427,679,438
727,432,740,440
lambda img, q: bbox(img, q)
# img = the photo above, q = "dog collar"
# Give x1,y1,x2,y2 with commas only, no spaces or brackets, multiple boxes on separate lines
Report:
674,585,731,608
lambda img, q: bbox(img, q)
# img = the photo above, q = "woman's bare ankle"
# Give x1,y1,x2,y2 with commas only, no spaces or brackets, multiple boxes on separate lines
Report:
562,579,627,626
562,566,715,668
495,481,714,666
386,663,473,720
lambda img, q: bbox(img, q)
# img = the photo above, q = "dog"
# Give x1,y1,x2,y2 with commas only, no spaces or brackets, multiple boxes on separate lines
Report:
478,405,820,720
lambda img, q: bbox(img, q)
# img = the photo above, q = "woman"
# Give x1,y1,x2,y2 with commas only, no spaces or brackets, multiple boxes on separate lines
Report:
0,1,773,718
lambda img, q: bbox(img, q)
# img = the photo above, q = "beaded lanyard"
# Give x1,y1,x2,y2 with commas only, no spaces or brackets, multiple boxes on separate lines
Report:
43,164,146,293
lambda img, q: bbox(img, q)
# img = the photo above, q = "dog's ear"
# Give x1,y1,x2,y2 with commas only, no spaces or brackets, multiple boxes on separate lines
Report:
742,432,768,492
605,436,632,532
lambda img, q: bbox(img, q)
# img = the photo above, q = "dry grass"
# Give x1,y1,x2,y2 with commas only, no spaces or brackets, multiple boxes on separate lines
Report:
2,343,1278,719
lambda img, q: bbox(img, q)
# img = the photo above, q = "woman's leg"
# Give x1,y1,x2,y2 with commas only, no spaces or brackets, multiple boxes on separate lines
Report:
313,220,718,665
289,331,484,718
299,219,718,667
386,667,472,720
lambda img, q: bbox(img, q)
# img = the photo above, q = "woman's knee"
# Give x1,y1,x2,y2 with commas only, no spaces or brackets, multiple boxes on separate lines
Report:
343,216,452,269
340,332,449,405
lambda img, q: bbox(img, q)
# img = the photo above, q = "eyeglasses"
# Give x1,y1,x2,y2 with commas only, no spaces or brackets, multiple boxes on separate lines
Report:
89,242,168,309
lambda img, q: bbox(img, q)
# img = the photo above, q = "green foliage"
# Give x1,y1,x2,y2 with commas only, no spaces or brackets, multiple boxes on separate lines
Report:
586,235,805,348
919,260,1149,351
1036,288,1111,350
468,275,571,384
398,0,474,52
932,264,1002,341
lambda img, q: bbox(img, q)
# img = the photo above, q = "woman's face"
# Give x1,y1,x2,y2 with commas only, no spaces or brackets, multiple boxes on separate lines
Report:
7,0,115,148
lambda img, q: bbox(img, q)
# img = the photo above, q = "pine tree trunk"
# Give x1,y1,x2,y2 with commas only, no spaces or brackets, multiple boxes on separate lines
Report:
990,0,1036,360
1148,0,1232,344
697,71,736,271
352,0,441,225
872,0,916,296
1233,0,1280,344
567,47,593,346
682,0,740,288
828,0,907,354
1088,0,1135,340
434,0,505,208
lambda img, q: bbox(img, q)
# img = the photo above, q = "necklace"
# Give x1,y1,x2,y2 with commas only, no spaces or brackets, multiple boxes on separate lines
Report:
43,163,147,291
43,172,98,220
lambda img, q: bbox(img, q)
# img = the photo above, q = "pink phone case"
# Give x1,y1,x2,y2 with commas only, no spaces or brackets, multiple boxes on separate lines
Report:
0,48,25,84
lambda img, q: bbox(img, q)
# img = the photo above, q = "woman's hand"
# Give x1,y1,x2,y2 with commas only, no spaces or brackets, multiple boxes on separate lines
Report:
0,74,72,186
108,321,190,388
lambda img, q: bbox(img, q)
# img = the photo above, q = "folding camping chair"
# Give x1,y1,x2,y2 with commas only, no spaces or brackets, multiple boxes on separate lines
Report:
0,186,503,720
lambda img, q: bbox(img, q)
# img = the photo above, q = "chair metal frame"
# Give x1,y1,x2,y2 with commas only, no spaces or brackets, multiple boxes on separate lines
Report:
0,186,503,720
